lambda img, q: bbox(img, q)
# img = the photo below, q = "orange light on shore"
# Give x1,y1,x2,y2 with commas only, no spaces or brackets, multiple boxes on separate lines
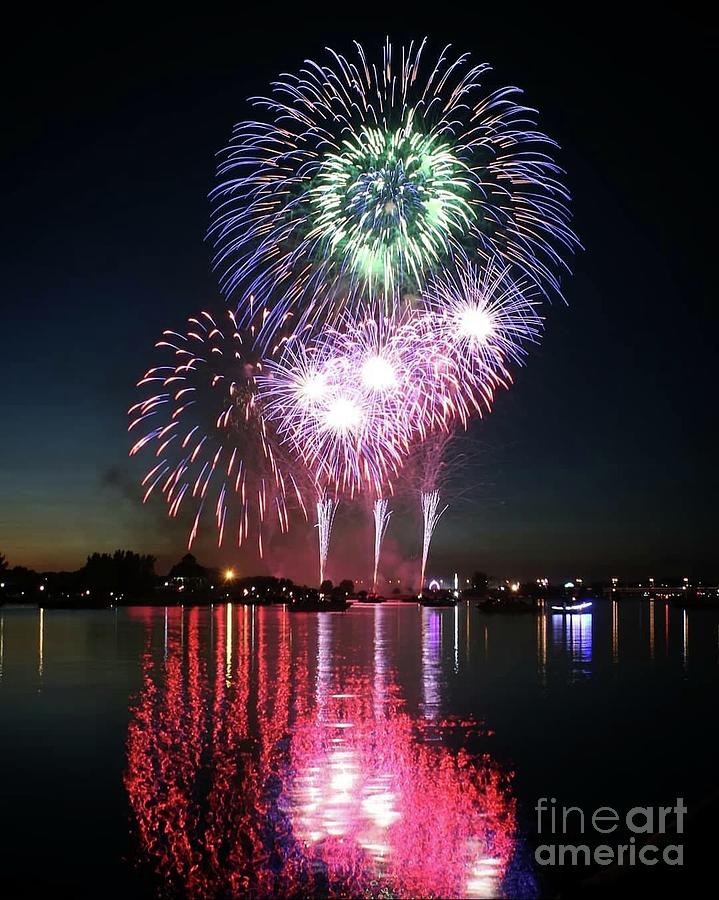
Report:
224,568,235,582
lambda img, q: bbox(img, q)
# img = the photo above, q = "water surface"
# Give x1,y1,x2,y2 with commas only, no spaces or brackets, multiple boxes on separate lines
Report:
0,600,716,897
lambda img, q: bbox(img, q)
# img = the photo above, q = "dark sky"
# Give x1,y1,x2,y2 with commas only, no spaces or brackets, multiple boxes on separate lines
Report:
1,8,716,582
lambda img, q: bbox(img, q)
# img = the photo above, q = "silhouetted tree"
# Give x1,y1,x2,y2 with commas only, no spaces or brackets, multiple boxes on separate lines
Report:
80,550,156,597
320,579,333,594
338,579,354,596
7,565,40,592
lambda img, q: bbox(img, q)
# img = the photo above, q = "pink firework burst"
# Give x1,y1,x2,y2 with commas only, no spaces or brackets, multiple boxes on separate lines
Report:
128,309,308,557
257,314,414,498
414,255,544,418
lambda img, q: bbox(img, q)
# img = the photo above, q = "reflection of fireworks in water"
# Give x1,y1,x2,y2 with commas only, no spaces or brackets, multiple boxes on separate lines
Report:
421,607,442,718
316,494,338,585
290,680,513,898
372,498,392,593
124,606,522,898
128,309,307,556
420,490,449,593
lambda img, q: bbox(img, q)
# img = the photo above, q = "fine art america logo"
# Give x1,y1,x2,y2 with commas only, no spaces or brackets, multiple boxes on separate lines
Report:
535,797,686,867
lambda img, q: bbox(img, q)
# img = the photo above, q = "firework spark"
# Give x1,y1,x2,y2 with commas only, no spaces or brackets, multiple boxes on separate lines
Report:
210,38,578,347
257,315,413,497
316,494,338,585
128,309,307,557
417,255,544,411
372,498,392,594
420,491,449,595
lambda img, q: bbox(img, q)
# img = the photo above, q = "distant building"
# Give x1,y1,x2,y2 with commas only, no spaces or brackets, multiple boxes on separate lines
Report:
166,554,210,594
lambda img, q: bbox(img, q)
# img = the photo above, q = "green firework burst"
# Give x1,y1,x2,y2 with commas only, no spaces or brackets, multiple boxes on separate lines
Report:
307,124,476,294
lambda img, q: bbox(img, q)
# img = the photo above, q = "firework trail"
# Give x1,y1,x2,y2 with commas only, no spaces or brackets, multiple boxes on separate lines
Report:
128,309,308,557
210,38,578,348
316,495,338,586
399,431,454,594
419,491,449,595
404,430,455,496
372,498,392,594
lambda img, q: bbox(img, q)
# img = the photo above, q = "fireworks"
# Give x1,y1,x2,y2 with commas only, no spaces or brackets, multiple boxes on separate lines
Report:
372,498,392,593
316,494,338,585
210,39,577,346
420,491,449,595
128,310,307,557
257,315,414,497
307,124,475,296
130,39,577,583
416,254,544,415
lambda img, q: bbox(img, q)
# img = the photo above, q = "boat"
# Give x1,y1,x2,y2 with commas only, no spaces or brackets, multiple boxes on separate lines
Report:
358,593,385,603
288,599,352,613
550,599,592,614
418,593,457,608
477,596,539,614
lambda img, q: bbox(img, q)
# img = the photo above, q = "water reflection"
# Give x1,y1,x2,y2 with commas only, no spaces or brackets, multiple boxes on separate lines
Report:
225,602,232,685
649,600,655,659
420,608,443,719
38,607,44,681
1,601,717,896
551,612,592,680
536,613,547,686
125,606,518,898
372,604,388,719
612,599,619,664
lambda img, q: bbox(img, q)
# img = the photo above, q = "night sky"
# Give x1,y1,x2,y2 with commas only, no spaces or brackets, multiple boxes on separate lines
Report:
2,9,716,582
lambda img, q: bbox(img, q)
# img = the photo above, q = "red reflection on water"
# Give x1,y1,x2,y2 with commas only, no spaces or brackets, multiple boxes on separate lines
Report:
125,607,516,898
